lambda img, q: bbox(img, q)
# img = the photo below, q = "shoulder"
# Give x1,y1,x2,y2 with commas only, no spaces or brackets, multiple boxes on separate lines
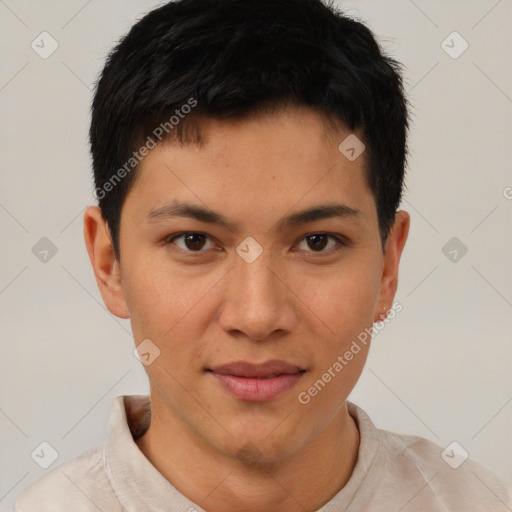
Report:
348,403,512,510
377,427,512,510
13,443,122,512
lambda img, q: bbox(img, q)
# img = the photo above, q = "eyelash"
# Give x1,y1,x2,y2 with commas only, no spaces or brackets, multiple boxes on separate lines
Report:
164,232,349,256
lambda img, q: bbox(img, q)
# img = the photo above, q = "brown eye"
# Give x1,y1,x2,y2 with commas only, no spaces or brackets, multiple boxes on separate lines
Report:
169,232,214,252
306,234,328,251
296,233,345,253
184,233,206,250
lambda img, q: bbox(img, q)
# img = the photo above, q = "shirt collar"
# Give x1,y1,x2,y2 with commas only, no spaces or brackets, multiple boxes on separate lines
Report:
105,395,380,511
105,395,205,512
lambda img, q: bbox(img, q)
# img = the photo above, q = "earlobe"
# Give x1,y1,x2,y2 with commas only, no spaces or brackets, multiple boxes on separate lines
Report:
83,206,130,319
373,210,410,323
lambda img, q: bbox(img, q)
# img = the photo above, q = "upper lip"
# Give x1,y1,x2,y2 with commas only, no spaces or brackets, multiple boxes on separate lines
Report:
208,360,305,378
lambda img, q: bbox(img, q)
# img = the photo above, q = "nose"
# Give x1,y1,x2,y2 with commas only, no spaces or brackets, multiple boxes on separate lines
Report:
218,250,298,342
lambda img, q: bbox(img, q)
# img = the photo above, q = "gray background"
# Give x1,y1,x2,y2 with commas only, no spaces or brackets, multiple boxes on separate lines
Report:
1,0,511,509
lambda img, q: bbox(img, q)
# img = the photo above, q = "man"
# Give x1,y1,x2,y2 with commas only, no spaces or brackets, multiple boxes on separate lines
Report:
14,0,512,510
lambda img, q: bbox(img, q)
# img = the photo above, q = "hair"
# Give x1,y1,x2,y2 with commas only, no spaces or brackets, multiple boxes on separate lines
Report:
90,0,409,261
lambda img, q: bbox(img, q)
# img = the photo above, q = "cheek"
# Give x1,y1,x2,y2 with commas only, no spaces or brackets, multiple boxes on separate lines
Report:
295,266,379,417
120,255,186,342
300,259,381,349
121,256,222,369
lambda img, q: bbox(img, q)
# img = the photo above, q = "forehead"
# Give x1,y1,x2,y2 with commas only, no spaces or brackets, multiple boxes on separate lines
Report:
123,106,376,228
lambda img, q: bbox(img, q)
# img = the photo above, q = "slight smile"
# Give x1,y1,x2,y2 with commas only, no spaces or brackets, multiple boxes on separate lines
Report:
207,360,307,402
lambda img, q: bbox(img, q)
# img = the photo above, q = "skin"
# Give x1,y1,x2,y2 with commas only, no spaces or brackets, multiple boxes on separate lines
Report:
84,106,409,512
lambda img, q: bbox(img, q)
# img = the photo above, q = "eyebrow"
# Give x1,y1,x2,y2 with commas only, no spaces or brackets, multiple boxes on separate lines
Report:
146,201,362,231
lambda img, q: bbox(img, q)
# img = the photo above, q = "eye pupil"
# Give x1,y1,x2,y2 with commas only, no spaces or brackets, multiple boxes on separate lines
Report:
307,234,328,251
185,233,206,250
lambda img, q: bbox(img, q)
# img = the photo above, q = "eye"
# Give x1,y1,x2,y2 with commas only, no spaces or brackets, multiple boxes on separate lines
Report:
165,231,347,255
296,233,346,253
166,232,216,252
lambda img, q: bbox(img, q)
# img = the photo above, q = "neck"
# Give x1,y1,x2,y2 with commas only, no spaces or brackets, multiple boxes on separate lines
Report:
135,397,360,512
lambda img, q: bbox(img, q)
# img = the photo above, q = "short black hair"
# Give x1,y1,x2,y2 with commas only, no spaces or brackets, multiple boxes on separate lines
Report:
90,0,409,260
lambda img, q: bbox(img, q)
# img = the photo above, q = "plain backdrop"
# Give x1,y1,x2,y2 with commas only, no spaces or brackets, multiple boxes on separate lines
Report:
1,0,511,509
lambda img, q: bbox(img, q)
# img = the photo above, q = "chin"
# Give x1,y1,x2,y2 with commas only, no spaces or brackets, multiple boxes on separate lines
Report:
214,429,306,468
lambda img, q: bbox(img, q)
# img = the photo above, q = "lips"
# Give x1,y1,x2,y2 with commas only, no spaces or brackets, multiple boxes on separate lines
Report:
207,360,306,402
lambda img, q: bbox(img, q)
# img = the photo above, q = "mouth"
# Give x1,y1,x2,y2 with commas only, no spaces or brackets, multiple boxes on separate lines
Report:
206,360,306,402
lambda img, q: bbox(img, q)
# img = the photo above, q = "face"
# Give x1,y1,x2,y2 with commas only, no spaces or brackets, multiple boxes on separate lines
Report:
85,106,409,464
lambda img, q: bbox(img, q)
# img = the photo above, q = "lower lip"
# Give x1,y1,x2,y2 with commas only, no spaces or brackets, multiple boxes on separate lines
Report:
210,372,304,402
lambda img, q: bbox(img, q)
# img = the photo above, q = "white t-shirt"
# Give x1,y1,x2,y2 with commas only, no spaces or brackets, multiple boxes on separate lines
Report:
14,394,512,511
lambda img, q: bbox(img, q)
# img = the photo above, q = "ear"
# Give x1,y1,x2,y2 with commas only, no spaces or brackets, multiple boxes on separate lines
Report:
83,206,129,319
373,210,410,322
